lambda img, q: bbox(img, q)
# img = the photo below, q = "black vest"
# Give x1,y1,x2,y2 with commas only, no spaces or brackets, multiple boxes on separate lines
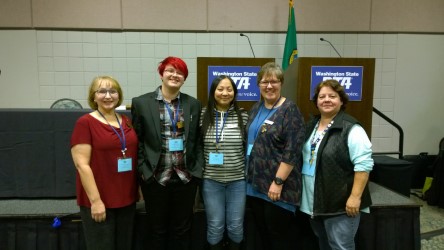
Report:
306,111,372,215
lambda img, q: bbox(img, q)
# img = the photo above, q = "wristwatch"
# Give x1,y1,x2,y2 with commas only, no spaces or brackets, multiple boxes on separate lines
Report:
273,177,284,185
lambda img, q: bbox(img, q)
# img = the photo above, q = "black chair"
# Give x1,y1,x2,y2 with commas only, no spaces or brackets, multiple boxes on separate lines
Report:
404,153,437,189
50,98,83,109
425,137,444,207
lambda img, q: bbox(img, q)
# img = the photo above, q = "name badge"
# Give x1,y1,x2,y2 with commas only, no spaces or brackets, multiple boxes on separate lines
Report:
169,138,184,151
118,157,132,172
209,152,224,165
247,144,253,156
264,120,274,125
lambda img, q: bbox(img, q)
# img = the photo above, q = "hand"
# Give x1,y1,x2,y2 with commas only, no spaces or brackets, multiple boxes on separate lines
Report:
345,195,361,217
268,182,283,202
91,199,106,222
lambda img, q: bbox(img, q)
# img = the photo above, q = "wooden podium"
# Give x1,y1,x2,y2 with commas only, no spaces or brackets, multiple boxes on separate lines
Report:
197,57,274,110
283,57,375,137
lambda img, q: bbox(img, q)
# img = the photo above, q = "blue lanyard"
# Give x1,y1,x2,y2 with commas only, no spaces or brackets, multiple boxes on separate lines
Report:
252,96,281,140
215,110,228,146
97,110,127,157
164,99,181,136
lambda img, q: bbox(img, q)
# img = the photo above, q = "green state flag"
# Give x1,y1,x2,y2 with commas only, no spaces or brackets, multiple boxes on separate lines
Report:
282,0,298,70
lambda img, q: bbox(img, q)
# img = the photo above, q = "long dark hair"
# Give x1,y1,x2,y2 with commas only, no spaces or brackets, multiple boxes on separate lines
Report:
201,75,245,141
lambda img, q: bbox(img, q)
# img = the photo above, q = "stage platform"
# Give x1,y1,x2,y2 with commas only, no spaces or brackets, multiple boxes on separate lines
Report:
0,182,420,250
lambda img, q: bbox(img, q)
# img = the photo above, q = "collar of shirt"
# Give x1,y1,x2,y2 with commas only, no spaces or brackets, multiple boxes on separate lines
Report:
155,86,181,102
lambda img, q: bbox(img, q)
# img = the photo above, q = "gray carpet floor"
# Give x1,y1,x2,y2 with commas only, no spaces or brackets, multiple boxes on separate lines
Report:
411,190,444,249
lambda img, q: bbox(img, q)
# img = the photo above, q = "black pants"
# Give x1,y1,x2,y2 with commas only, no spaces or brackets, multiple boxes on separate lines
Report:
80,203,136,250
141,178,198,250
248,196,298,250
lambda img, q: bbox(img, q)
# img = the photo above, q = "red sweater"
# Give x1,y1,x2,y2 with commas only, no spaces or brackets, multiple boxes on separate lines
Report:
71,114,138,208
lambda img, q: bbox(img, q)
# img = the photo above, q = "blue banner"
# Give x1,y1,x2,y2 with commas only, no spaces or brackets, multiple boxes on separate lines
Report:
208,66,261,101
310,66,364,101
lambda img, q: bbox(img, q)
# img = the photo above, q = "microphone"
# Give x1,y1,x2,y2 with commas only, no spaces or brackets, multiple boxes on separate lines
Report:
240,33,256,58
320,38,342,58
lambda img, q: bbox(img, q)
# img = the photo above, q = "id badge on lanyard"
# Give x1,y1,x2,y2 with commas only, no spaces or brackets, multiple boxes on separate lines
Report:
118,157,132,172
209,152,224,165
165,100,184,152
209,111,227,165
97,110,133,173
169,138,184,151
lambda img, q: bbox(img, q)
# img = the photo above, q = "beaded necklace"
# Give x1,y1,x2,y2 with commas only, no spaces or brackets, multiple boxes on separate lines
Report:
309,119,334,165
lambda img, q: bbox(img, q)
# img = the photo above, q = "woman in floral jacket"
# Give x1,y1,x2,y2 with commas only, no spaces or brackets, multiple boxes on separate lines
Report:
245,62,305,250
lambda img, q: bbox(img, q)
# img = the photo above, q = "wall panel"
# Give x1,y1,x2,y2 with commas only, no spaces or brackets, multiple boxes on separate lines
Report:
208,0,371,32
371,0,444,33
122,0,207,30
0,0,32,27
295,0,372,32
208,0,287,32
33,0,121,29
0,30,39,108
1,0,444,33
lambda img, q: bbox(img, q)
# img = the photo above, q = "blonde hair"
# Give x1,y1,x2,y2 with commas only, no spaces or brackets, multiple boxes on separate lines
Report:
87,76,123,110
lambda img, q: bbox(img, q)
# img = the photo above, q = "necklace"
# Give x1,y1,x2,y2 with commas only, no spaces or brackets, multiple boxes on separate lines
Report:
97,110,127,157
309,119,334,165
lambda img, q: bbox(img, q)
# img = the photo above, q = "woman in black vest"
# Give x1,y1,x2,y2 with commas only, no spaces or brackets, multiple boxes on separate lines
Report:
299,79,373,250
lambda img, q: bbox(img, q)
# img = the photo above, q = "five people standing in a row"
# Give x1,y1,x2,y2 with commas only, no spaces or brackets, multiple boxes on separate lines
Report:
71,56,373,250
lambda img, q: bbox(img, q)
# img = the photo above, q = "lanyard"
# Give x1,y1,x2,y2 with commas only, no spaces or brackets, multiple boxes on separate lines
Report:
97,110,127,157
252,96,281,140
215,110,228,148
309,119,334,165
164,99,180,136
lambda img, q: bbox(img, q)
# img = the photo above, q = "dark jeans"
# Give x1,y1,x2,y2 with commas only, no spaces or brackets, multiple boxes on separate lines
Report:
248,196,298,250
141,177,198,250
79,203,136,250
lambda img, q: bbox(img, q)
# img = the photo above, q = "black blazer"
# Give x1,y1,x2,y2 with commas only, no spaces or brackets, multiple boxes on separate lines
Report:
131,90,204,181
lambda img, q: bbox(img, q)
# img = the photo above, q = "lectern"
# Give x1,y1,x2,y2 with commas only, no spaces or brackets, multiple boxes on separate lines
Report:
283,57,375,137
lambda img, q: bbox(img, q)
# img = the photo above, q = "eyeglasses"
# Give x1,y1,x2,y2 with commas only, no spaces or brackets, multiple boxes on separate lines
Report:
96,88,118,96
164,68,184,78
259,80,281,86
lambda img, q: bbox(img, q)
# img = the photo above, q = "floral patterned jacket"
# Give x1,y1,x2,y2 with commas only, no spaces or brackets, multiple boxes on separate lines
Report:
246,99,306,206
